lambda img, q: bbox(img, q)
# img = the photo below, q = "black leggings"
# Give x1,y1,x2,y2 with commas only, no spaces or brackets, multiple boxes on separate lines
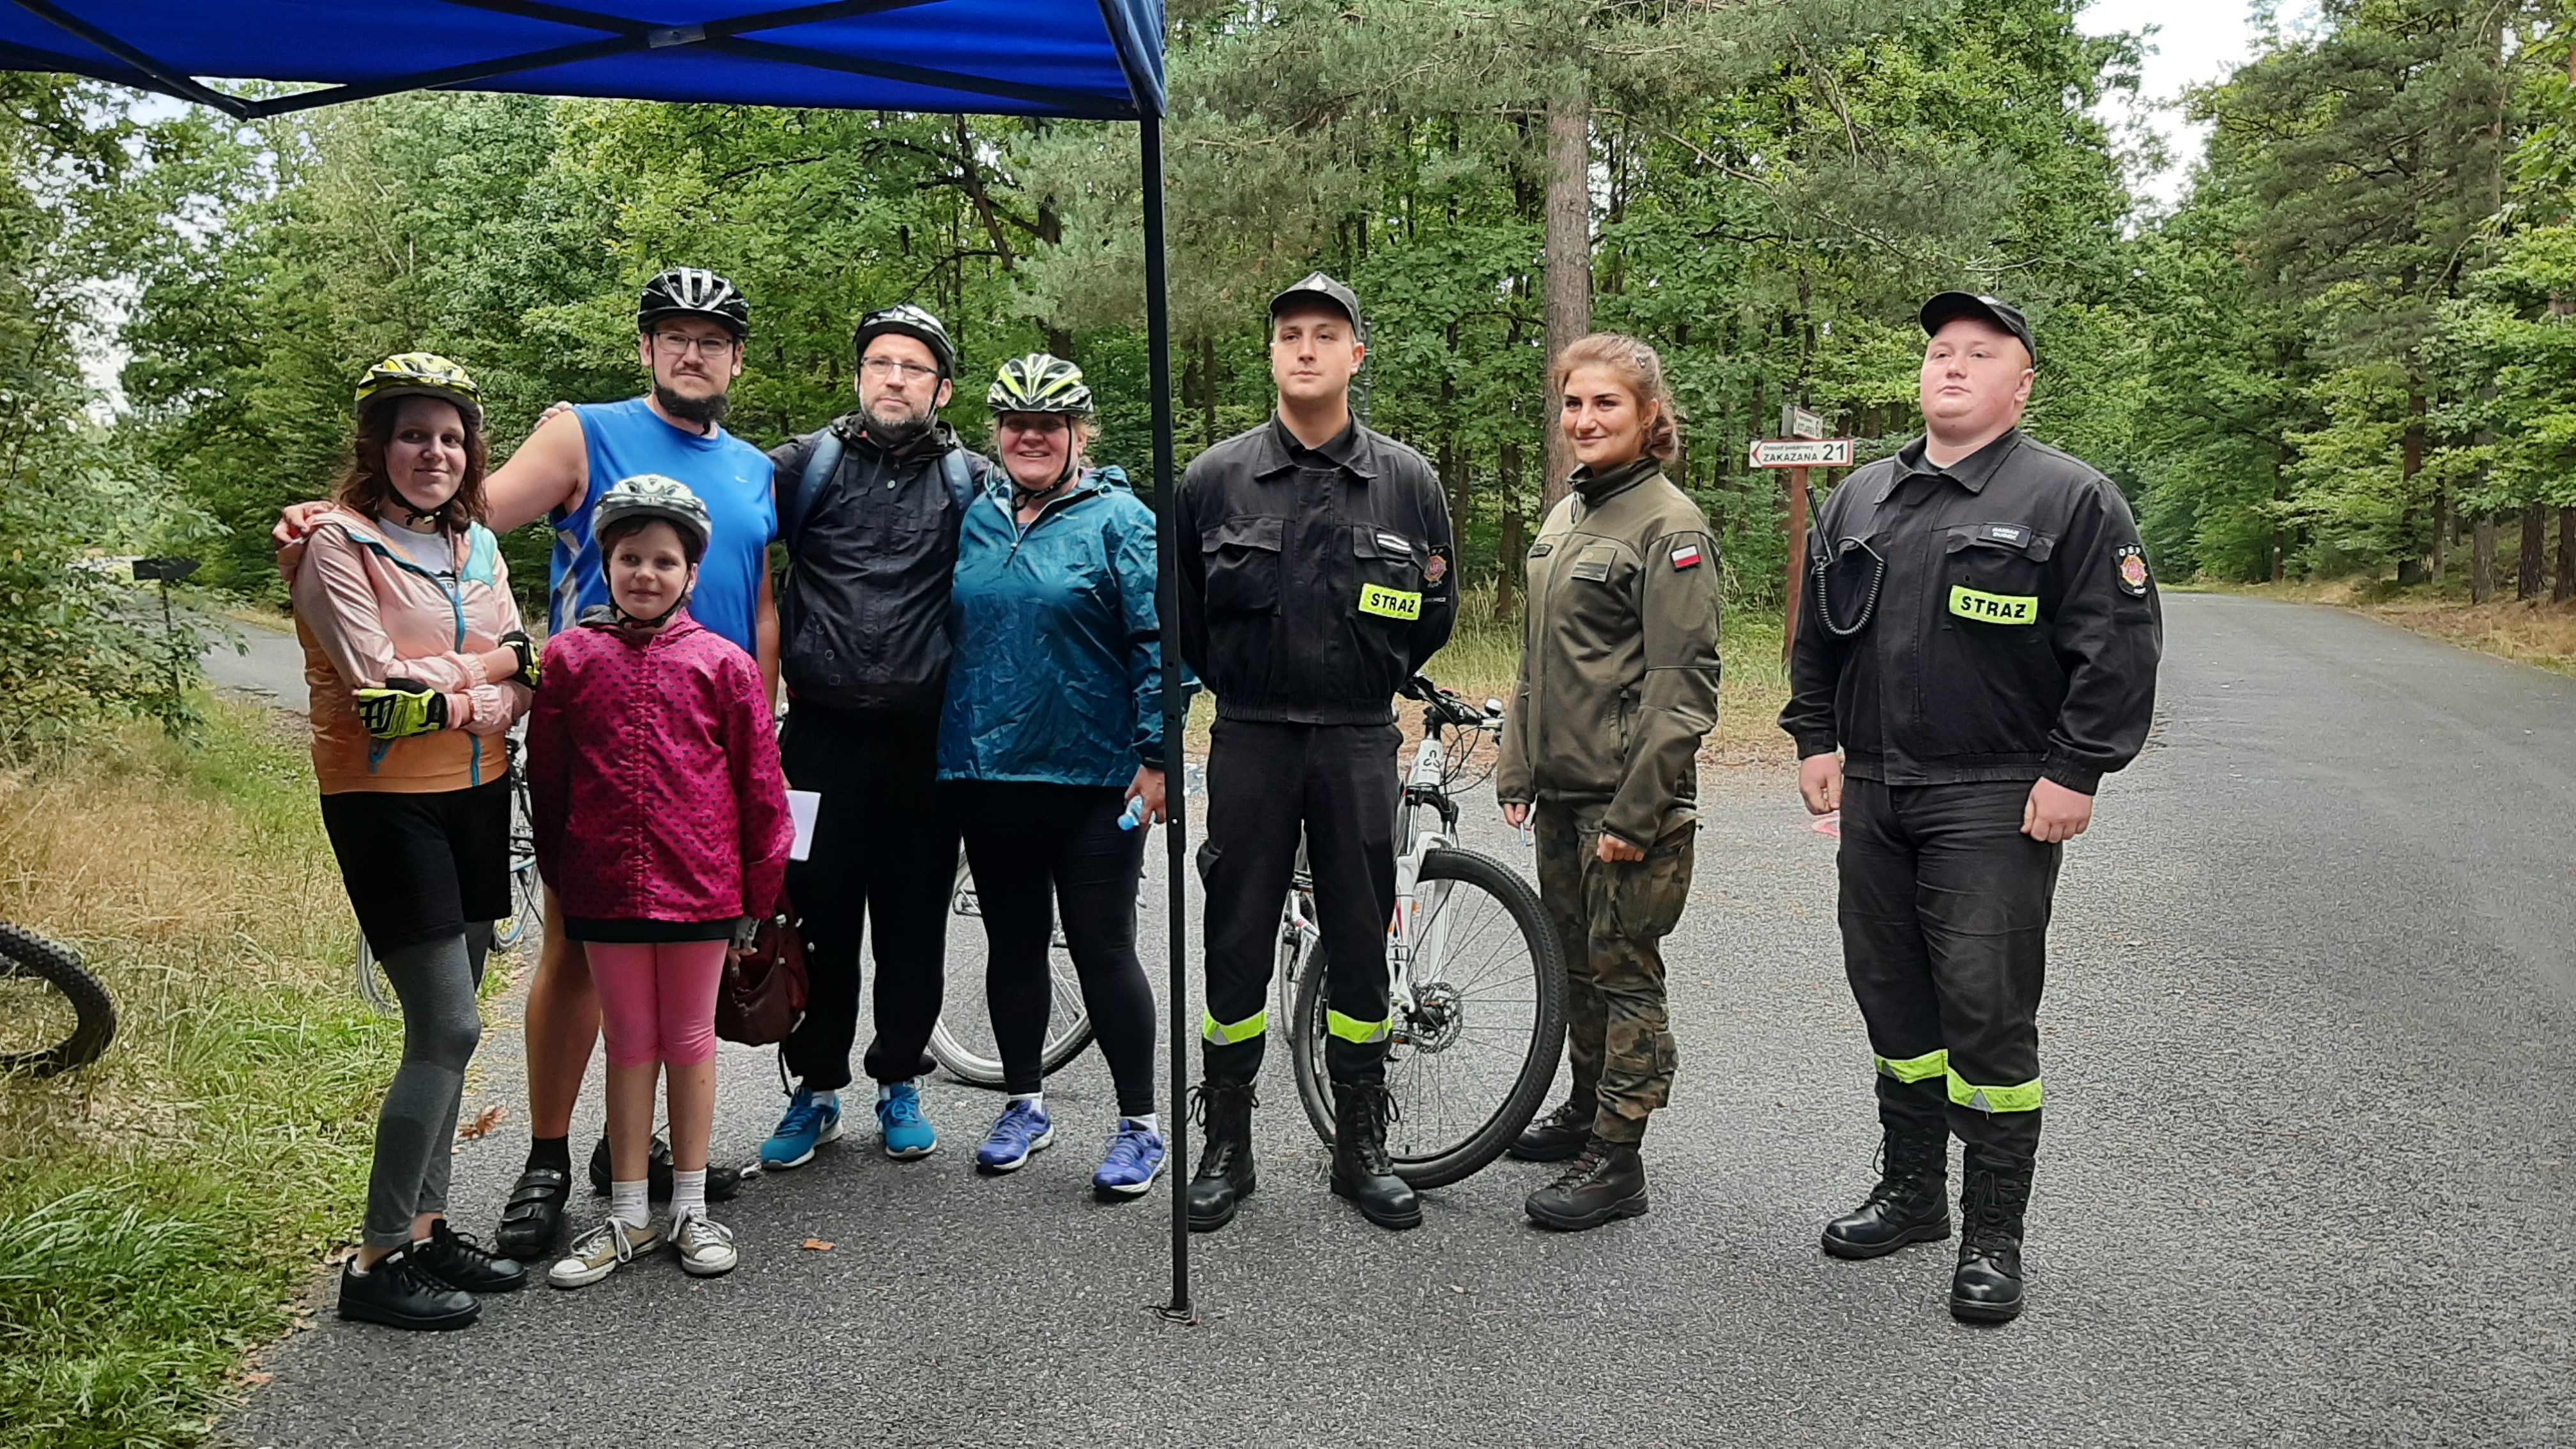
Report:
952,781,1156,1116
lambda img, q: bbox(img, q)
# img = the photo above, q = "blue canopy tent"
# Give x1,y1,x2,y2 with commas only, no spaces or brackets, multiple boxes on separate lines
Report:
0,0,1198,1317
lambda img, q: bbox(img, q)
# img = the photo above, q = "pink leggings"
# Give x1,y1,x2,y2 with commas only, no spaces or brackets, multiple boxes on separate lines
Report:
587,940,727,1068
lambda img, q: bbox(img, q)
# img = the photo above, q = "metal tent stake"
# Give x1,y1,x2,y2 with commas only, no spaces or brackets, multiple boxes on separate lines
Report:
1142,112,1197,1327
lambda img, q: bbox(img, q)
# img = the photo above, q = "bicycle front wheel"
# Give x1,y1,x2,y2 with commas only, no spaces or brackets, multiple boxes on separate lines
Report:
928,855,1096,1088
1292,846,1567,1189
0,922,118,1077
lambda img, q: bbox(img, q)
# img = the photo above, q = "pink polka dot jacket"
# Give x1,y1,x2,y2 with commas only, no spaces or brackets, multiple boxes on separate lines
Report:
527,607,790,926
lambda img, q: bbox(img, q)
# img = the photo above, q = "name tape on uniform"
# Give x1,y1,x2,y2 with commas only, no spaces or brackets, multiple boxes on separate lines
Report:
1947,585,2037,625
1358,583,1423,620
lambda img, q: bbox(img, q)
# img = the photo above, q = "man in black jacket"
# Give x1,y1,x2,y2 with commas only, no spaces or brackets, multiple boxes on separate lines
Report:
1781,293,2162,1323
758,303,987,1172
1172,272,1457,1233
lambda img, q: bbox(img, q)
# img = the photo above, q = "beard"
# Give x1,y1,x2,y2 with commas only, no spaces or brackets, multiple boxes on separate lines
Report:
655,381,731,428
864,398,939,450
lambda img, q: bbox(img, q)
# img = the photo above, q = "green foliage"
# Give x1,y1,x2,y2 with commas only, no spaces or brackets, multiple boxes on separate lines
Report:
0,75,218,749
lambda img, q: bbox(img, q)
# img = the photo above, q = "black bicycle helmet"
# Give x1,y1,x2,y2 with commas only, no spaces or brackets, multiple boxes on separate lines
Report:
637,266,749,338
854,303,956,378
988,353,1095,417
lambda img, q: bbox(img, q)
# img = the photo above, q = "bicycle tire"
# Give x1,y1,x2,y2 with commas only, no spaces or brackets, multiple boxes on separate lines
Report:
0,922,118,1077
1291,846,1567,1189
928,856,1096,1087
491,861,541,951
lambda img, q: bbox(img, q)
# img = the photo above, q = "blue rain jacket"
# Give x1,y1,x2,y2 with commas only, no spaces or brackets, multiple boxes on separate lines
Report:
938,467,1178,786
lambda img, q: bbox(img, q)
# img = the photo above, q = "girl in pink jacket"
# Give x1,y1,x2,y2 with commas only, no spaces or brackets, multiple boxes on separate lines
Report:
527,475,790,1287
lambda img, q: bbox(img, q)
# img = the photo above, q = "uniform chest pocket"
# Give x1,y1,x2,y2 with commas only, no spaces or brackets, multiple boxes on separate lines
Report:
1352,527,1423,624
1201,516,1285,613
1943,524,2051,627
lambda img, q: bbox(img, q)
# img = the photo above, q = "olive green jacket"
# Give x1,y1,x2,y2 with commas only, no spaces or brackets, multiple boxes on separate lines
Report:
1496,457,1722,847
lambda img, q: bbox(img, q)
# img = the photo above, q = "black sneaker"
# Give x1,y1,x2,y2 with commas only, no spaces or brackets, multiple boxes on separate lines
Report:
337,1246,479,1331
410,1219,527,1293
589,1135,742,1200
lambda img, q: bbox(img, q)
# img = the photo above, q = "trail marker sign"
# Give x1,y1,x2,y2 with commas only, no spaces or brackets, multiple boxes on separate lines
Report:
1751,438,1854,468
1783,404,1824,440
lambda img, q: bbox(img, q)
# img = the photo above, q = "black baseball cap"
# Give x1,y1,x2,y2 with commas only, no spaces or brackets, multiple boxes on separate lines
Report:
1269,271,1363,336
1920,291,2034,364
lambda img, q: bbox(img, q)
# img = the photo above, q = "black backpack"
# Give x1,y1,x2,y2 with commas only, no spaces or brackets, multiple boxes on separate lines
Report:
778,427,985,549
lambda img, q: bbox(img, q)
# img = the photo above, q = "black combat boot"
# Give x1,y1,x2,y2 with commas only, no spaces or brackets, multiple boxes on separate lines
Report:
1331,1082,1422,1230
1524,1136,1648,1230
1506,1096,1595,1162
1820,1125,1951,1259
1949,1155,2033,1322
1184,1080,1258,1232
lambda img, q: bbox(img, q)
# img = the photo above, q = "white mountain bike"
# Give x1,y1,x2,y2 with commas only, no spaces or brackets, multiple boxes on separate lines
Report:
1283,675,1566,1188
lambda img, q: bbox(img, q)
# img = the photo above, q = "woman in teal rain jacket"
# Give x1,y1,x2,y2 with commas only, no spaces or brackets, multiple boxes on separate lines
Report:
940,353,1174,1199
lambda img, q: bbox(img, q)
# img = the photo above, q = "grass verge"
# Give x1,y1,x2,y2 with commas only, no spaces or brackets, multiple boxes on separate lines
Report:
0,700,421,1448
2182,577,2576,678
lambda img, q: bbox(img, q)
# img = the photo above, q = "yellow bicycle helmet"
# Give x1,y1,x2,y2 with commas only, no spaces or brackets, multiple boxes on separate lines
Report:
355,353,484,431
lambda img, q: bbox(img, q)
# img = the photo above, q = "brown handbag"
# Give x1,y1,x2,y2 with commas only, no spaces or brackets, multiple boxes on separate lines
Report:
715,889,808,1048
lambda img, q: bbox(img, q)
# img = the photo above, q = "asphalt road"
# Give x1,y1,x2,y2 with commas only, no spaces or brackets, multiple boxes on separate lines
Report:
224,593,2576,1448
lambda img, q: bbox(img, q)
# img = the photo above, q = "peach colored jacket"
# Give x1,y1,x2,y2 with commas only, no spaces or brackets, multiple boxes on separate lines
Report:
289,506,533,794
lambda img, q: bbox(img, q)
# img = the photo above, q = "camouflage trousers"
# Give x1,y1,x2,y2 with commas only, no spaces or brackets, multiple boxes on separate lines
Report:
1531,799,1695,1146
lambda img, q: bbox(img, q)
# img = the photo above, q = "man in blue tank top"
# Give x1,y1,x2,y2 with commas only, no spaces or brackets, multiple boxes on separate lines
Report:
278,266,778,1259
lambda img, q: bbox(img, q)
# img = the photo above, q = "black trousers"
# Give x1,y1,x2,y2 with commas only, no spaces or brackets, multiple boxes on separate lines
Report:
780,707,957,1092
953,780,1158,1116
1199,718,1400,1085
1837,776,2058,1165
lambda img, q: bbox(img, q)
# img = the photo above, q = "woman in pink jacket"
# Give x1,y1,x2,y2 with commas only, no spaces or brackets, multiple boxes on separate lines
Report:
528,474,790,1287
295,354,538,1332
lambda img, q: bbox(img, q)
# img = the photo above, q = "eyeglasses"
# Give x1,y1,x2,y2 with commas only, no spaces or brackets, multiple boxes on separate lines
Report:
860,356,942,383
652,332,738,358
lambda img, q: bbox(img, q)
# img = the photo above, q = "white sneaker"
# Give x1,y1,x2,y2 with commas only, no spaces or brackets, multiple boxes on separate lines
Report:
547,1216,659,1289
672,1213,738,1277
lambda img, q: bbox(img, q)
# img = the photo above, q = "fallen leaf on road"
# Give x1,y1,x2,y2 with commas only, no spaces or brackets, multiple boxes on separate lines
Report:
322,1245,356,1266
243,1372,273,1386
802,1238,834,1252
455,1105,506,1142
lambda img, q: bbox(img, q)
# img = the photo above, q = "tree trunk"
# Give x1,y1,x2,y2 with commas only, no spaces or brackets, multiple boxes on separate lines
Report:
1539,84,1591,516
2271,529,2286,584
2430,482,2450,583
1197,335,1218,450
2557,506,2575,604
2472,515,2496,603
1496,440,1526,621
2520,502,2546,601
2396,390,2427,586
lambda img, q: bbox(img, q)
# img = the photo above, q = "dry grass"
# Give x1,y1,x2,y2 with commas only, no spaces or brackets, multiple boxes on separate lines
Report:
2182,578,2576,677
0,702,439,1448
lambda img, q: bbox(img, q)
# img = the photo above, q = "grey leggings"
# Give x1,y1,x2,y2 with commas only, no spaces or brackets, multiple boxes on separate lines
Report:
364,925,493,1248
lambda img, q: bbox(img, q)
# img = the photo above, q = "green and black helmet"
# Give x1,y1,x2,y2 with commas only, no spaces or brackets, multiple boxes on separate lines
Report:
988,353,1094,417
355,352,484,430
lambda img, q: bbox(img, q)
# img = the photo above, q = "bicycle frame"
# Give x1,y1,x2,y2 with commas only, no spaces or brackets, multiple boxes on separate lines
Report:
1277,700,1500,1031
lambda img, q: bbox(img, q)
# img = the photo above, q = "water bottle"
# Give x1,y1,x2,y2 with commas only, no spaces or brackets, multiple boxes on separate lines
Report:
1117,795,1148,831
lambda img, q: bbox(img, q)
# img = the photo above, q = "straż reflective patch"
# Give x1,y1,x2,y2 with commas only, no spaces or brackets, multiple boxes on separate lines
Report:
1948,585,2037,625
1358,584,1422,620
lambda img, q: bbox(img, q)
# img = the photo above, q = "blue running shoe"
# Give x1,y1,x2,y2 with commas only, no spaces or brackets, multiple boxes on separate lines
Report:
974,1100,1054,1174
760,1088,842,1170
1092,1121,1167,1199
878,1081,937,1160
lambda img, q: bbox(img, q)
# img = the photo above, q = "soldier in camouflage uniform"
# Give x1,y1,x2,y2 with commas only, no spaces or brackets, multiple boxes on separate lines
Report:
1496,334,1722,1230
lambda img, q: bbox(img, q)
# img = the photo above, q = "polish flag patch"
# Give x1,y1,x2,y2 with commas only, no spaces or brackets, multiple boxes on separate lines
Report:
1670,544,1703,571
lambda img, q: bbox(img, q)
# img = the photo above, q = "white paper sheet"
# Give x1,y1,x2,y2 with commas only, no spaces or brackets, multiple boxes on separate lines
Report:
786,789,822,861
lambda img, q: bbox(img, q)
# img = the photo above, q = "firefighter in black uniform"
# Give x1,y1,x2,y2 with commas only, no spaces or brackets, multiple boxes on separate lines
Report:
1172,272,1456,1232
1781,293,2161,1322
